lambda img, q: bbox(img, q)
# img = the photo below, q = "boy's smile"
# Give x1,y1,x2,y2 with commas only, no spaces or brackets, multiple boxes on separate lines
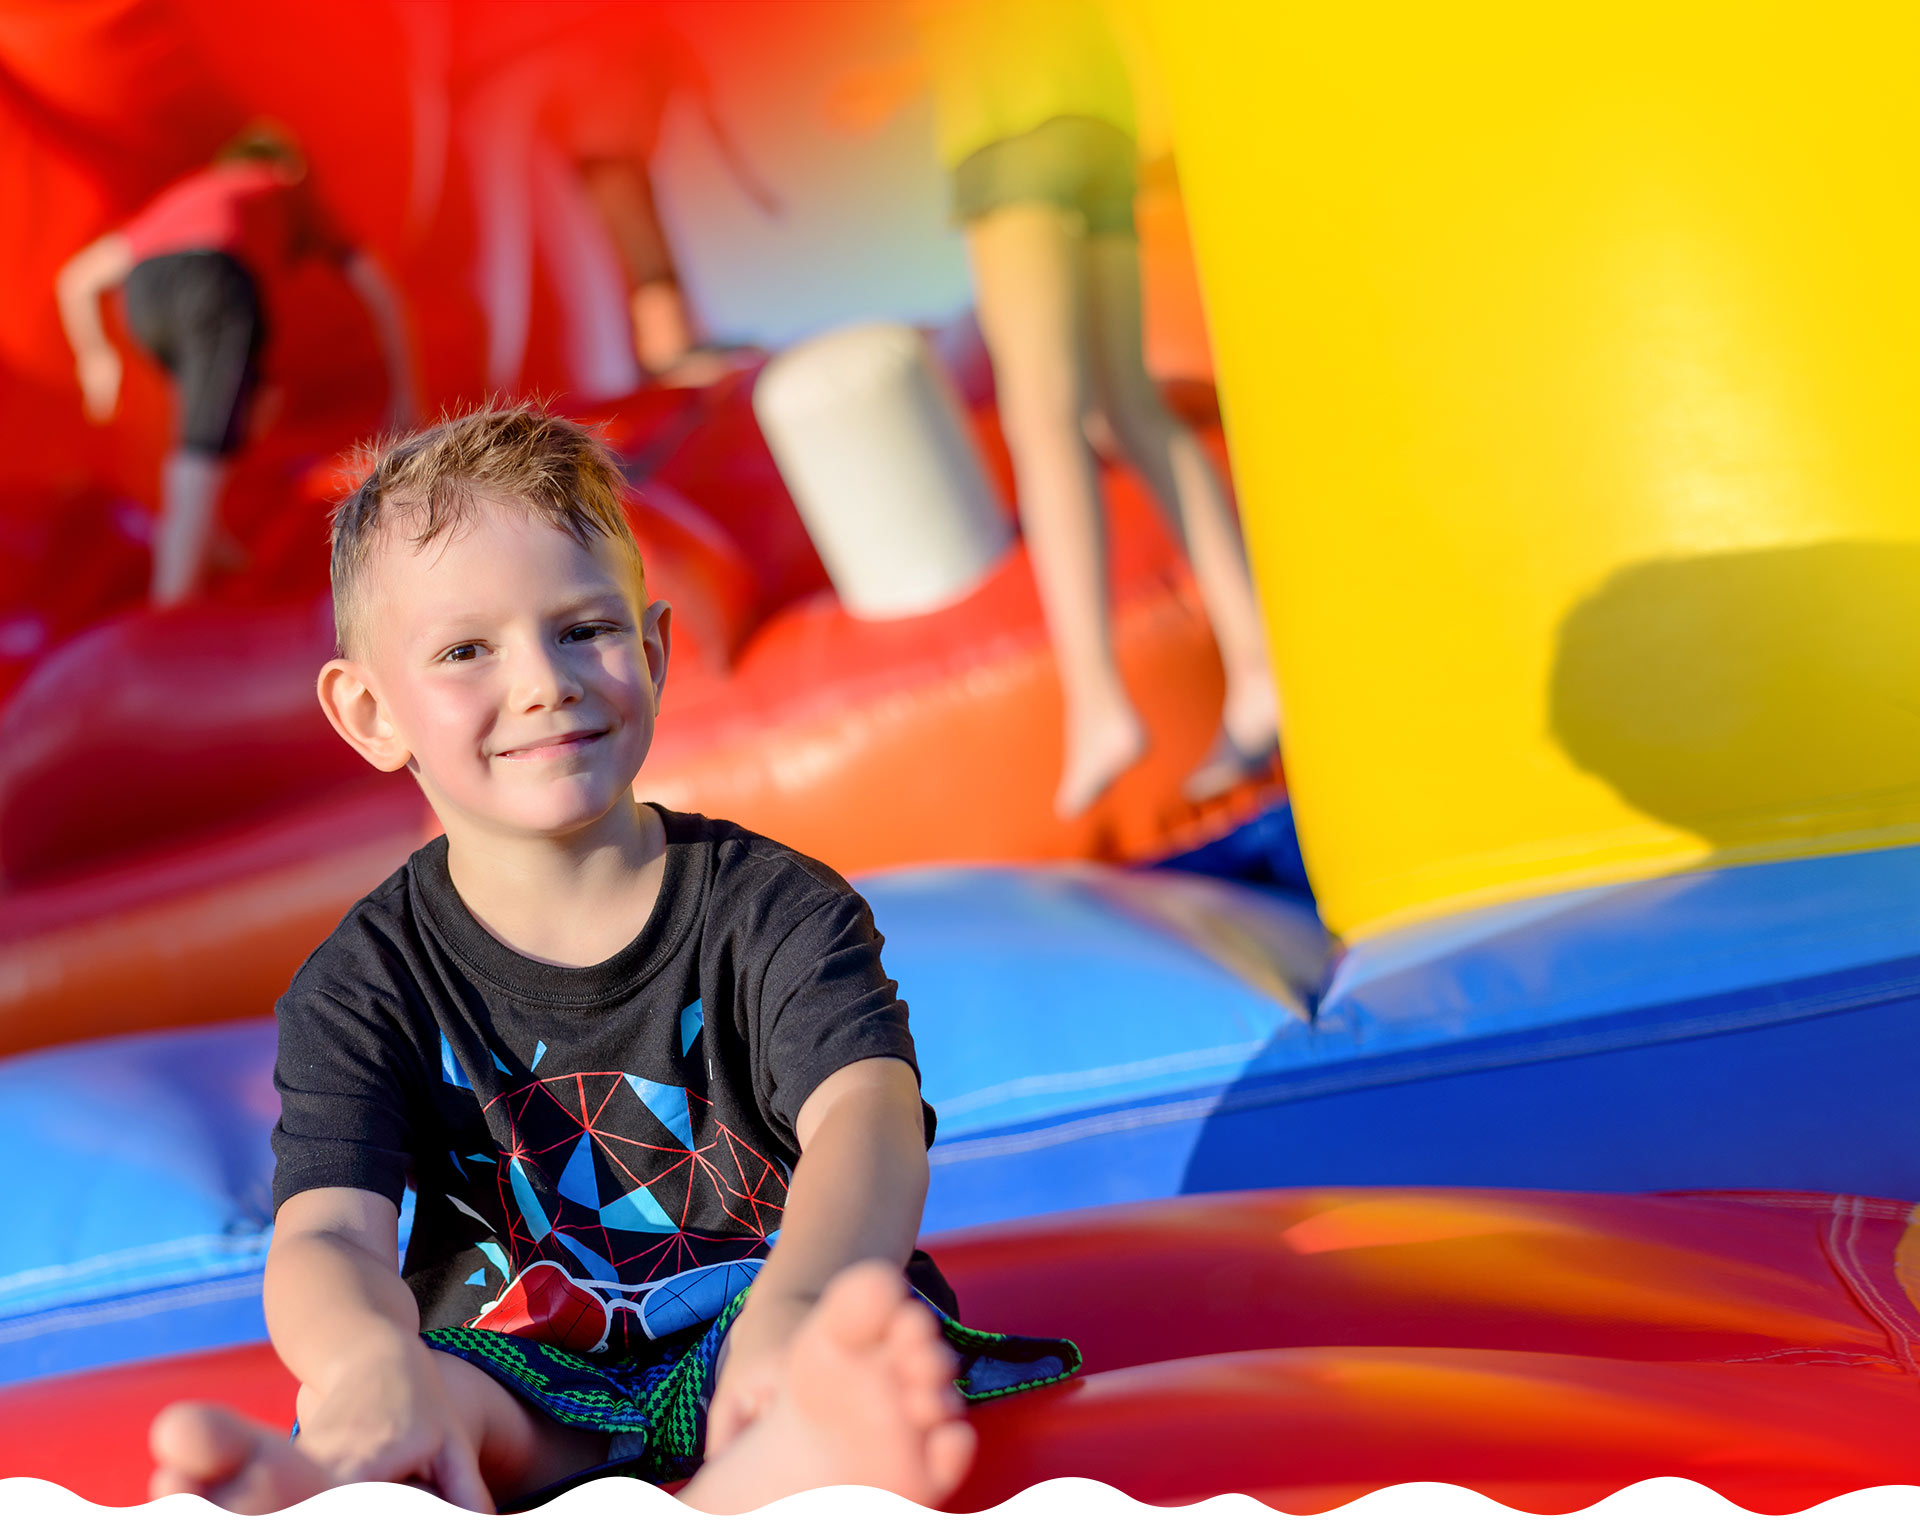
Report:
493,728,609,761
324,494,670,843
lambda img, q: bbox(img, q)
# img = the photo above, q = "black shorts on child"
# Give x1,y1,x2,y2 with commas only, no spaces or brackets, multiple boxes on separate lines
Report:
121,250,263,455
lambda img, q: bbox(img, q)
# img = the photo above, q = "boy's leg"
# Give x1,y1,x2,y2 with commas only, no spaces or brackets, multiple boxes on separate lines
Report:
148,1348,608,1514
150,1265,971,1514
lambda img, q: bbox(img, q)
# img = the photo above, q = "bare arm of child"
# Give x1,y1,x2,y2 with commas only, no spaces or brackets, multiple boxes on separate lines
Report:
262,1186,493,1510
705,1056,932,1454
54,233,134,422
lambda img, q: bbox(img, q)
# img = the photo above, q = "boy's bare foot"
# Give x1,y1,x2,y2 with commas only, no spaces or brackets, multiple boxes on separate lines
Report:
682,1262,976,1513
148,1402,331,1514
1056,705,1148,820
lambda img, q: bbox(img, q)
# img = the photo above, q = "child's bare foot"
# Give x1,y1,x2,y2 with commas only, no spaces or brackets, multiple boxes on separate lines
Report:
1184,677,1280,802
1056,704,1148,819
148,1402,332,1514
1183,726,1280,802
681,1262,976,1513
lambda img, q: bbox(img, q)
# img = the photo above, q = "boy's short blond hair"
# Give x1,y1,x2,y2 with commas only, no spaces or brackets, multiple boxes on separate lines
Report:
330,403,644,657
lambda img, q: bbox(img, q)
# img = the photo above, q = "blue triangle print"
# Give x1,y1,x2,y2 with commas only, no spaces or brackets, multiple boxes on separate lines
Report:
531,1040,548,1070
553,1230,620,1284
491,1050,513,1075
556,1132,602,1208
507,1156,552,1242
679,1000,704,1055
599,1179,678,1234
440,1035,472,1091
465,1269,488,1286
625,1075,695,1150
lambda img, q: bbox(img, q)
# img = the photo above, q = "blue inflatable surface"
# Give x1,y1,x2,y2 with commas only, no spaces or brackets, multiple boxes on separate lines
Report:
0,1022,277,1383
0,865,1325,1385
867,866,1327,1137
931,844,1920,1223
7,843,1919,1386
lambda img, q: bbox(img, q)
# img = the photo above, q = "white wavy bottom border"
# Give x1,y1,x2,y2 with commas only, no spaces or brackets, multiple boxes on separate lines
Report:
3,1478,1918,1524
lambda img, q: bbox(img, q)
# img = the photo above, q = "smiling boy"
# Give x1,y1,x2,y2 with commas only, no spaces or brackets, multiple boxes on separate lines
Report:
146,405,1073,1512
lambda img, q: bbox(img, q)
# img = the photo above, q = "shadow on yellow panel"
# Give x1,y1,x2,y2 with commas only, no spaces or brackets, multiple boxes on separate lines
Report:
1550,540,1920,854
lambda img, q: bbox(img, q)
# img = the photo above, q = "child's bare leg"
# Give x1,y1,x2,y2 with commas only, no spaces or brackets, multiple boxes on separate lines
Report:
680,1262,974,1513
151,447,228,606
1082,234,1280,793
969,204,1146,820
148,1348,608,1514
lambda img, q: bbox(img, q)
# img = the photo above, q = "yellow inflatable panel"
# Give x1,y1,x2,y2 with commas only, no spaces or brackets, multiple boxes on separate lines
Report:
1152,1,1920,937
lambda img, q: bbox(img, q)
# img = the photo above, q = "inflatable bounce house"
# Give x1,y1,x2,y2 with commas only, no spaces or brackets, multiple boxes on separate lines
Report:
4,0,1920,1510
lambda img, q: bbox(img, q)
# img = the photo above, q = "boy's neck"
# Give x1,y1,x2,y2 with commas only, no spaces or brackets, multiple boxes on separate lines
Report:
441,799,670,969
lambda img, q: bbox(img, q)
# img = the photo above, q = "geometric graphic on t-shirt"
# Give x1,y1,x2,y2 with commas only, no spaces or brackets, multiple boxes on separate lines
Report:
477,1068,788,1294
678,999,703,1055
440,1032,533,1086
441,1033,472,1091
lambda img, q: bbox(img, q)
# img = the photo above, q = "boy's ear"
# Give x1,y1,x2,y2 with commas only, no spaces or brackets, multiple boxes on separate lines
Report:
317,657,412,771
642,599,672,708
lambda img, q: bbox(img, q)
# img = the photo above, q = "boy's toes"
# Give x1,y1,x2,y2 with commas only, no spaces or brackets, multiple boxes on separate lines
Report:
806,1261,907,1353
150,1403,252,1490
925,1418,978,1497
148,1402,329,1514
882,1306,961,1427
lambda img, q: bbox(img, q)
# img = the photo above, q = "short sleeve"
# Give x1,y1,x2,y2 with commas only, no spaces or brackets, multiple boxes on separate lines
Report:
270,975,419,1212
751,890,933,1151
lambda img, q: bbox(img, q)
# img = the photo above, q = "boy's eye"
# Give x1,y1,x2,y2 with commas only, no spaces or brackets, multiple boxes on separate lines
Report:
441,643,481,663
561,622,617,643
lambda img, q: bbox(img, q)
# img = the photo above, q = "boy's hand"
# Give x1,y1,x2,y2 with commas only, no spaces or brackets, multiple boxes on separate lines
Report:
707,1288,815,1456
296,1329,493,1511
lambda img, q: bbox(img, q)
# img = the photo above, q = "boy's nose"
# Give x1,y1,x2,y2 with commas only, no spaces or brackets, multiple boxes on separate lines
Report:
508,641,583,710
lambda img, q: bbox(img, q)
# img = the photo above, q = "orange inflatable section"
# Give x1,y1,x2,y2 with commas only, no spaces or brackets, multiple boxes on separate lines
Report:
5,1189,1916,1508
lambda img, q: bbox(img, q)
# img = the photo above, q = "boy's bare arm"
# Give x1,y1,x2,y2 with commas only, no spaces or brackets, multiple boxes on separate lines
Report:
706,1056,931,1452
264,1187,492,1509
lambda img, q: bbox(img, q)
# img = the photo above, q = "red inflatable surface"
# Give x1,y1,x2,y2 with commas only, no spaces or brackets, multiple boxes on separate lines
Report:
0,385,1275,1056
4,1188,1917,1509
0,0,1272,1061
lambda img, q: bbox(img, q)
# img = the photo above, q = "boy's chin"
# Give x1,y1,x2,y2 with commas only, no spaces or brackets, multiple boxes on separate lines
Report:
452,784,639,839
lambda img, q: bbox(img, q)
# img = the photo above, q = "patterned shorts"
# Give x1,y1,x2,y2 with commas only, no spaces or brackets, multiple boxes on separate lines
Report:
422,1288,1081,1501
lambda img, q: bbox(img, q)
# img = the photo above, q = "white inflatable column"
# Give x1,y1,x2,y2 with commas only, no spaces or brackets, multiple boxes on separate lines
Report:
754,322,1012,619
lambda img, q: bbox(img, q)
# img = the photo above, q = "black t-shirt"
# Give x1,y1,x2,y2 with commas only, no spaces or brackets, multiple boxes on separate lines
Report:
271,808,938,1354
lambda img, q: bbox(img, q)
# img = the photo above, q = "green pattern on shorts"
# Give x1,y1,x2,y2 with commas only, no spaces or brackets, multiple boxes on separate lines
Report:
422,1287,749,1483
423,1287,1080,1491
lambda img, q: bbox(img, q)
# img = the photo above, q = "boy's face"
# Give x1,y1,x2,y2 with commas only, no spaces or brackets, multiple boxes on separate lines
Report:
329,496,667,841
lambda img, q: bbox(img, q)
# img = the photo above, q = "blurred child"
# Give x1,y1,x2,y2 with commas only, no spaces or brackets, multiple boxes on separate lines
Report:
55,126,415,606
144,404,1073,1512
547,14,780,385
832,0,1279,816
442,9,776,398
